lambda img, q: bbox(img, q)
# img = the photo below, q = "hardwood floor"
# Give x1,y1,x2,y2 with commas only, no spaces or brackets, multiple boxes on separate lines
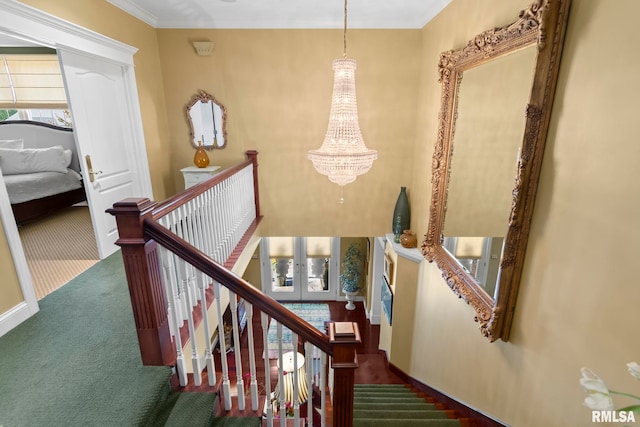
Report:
178,300,403,422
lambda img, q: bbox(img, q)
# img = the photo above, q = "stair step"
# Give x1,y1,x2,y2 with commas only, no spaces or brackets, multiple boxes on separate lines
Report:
354,419,462,427
353,409,450,420
355,384,408,389
354,402,439,411
354,396,427,404
210,416,262,426
355,390,417,396
164,392,217,427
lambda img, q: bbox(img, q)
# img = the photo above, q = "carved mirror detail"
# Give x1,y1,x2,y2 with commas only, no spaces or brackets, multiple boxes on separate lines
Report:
422,0,570,341
186,90,227,149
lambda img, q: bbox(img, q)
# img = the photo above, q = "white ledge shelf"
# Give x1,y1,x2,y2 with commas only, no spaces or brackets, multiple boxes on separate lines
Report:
385,233,424,263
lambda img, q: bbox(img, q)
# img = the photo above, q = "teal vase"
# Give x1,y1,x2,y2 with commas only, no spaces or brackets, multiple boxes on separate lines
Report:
392,187,410,240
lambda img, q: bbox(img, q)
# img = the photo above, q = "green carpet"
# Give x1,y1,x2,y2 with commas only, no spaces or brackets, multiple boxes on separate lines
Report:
0,253,172,427
353,385,462,427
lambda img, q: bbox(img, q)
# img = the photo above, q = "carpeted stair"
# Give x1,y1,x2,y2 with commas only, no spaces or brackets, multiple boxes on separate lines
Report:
353,384,463,427
144,389,261,427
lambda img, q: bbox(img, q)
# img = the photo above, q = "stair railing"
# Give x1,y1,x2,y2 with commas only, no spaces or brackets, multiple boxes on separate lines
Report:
108,151,360,427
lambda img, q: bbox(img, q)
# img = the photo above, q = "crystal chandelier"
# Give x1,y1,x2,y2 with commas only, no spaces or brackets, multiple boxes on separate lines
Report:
308,0,377,187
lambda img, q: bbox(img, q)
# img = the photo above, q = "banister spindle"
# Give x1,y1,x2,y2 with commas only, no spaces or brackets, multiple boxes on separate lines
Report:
229,292,245,409
246,303,259,411
214,282,232,410
261,312,273,426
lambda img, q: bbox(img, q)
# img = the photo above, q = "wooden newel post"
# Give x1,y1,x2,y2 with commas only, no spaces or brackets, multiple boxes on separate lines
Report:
245,150,261,219
107,198,176,366
329,322,361,427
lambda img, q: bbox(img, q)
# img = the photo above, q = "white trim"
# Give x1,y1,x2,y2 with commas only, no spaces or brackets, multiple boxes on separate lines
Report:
0,171,38,338
0,0,138,65
0,302,35,338
122,65,153,199
106,0,159,28
385,233,424,263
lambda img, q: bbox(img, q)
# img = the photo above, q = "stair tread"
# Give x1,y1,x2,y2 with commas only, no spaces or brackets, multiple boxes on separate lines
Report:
354,419,461,426
353,409,450,419
355,396,427,402
164,392,217,427
354,402,439,410
210,416,262,426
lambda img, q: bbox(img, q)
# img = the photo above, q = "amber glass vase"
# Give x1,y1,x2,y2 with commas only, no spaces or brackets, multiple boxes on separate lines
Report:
193,141,210,168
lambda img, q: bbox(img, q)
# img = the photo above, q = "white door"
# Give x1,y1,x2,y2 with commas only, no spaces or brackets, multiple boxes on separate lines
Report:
58,50,151,258
261,237,339,301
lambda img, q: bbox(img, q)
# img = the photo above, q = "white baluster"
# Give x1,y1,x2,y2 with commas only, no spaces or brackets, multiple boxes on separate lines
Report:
277,323,286,427
159,246,187,386
246,303,259,411
292,333,300,424
321,352,327,427
213,185,223,262
261,312,273,427
214,282,231,410
197,269,216,387
229,292,245,410
176,257,201,386
181,205,199,308
170,211,190,322
305,342,313,427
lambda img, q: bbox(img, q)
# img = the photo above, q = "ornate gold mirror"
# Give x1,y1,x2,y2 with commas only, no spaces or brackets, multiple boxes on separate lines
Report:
186,90,227,149
422,0,570,341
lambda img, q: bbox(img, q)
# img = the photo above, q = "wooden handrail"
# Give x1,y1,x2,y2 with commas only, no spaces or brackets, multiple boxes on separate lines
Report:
108,151,357,426
144,219,333,356
151,157,254,220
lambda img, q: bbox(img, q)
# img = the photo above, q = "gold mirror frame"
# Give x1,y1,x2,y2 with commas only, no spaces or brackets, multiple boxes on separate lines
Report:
422,0,571,342
186,89,227,149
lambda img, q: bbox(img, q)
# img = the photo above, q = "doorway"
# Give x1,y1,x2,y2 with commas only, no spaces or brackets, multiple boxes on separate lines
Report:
260,237,340,301
0,1,153,333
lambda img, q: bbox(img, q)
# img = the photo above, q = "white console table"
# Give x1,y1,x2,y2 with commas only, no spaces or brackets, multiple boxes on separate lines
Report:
180,165,221,189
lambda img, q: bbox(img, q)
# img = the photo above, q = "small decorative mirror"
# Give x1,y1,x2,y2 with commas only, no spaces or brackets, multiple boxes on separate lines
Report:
186,90,227,149
422,0,570,342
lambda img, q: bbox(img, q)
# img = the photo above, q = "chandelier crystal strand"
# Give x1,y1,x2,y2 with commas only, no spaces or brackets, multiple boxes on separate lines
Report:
307,0,377,188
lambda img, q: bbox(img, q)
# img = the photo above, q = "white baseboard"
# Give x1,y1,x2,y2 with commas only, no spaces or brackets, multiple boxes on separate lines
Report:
0,302,32,338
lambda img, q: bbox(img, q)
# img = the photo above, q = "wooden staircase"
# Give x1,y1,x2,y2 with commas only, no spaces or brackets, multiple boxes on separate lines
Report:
353,384,474,427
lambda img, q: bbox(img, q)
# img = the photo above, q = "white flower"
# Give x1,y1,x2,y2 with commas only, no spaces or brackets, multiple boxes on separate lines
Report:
580,367,614,410
627,362,640,381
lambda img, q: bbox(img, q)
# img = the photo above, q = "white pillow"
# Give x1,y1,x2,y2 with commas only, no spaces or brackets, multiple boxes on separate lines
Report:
0,139,24,149
0,146,68,175
63,149,73,167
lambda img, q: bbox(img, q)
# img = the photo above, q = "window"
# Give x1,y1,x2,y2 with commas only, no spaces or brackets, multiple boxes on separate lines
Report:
0,50,71,127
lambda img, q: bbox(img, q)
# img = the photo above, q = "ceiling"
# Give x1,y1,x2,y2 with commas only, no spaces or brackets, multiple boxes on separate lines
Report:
105,0,451,29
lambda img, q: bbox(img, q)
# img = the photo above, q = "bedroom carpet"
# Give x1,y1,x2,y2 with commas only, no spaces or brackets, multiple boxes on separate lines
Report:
18,205,99,299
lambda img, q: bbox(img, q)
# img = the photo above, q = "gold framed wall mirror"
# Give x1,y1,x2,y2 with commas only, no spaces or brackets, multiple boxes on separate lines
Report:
186,89,227,149
422,0,571,342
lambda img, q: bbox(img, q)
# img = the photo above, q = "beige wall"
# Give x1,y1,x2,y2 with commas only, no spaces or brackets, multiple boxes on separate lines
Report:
397,1,640,426
0,225,22,313
156,29,421,236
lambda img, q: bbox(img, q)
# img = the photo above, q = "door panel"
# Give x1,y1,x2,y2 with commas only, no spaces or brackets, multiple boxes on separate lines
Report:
262,237,339,302
58,50,145,258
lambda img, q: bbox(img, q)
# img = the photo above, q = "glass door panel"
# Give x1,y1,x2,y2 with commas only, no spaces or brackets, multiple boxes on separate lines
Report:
261,237,338,301
301,237,337,300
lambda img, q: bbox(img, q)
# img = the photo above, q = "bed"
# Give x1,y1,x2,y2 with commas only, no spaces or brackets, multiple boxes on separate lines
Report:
0,120,86,225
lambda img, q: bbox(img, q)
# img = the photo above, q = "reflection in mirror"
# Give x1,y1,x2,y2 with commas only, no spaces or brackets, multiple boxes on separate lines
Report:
443,46,537,297
422,0,571,342
186,90,227,149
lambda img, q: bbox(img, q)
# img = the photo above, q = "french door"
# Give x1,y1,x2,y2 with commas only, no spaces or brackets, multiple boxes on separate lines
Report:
260,237,339,301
